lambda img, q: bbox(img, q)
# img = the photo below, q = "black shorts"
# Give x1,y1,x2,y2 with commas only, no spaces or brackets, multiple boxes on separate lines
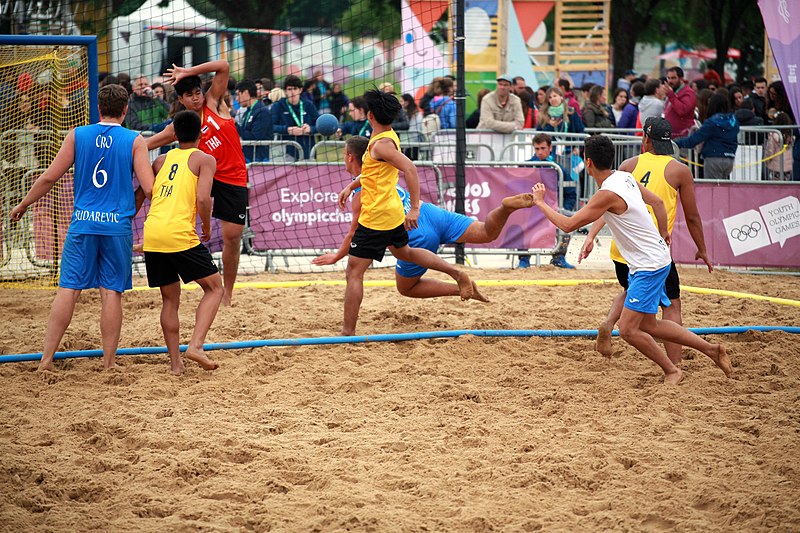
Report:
349,223,409,261
614,260,680,300
145,244,219,287
211,180,248,225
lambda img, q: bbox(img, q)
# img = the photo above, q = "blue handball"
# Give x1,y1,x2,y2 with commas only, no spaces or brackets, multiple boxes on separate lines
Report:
316,113,339,136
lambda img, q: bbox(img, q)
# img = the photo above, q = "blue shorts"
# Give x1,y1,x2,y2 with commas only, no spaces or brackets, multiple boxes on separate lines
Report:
396,203,473,278
60,233,133,293
624,264,672,314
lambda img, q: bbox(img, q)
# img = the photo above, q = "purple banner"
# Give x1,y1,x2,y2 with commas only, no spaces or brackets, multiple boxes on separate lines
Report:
759,0,800,119
437,166,558,249
247,164,558,251
671,181,800,268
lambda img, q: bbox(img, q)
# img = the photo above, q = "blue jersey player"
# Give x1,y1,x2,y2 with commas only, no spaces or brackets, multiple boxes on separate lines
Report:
11,84,155,371
313,136,535,301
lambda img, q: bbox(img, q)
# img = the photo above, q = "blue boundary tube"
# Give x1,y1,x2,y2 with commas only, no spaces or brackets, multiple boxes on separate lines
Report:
1,326,798,364
0,35,99,123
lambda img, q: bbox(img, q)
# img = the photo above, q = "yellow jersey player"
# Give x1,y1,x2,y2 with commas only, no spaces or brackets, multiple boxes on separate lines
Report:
143,110,223,374
339,89,474,336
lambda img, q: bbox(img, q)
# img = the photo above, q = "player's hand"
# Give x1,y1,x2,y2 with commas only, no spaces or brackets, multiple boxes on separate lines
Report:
163,64,188,85
9,204,26,222
662,231,671,247
132,242,144,253
337,186,352,210
696,250,713,272
404,207,420,230
578,238,594,264
531,183,546,206
312,253,338,266
200,224,211,242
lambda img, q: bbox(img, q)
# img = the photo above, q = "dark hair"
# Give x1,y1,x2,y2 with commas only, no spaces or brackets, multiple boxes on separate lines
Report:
227,77,236,91
173,110,202,143
345,135,369,162
363,89,401,125
740,79,754,93
707,92,730,116
739,97,755,111
644,78,661,96
557,78,571,91
728,85,743,108
630,81,645,98
696,89,714,122
236,79,257,98
512,76,525,84
401,93,418,117
174,75,202,97
283,75,302,90
259,78,274,91
97,84,129,118
584,135,614,170
768,80,791,112
753,76,767,85
667,66,684,79
532,132,552,146
692,78,709,91
350,95,368,113
589,85,605,104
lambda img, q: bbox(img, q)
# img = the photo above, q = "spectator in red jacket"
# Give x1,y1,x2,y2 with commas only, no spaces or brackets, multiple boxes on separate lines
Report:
663,67,696,139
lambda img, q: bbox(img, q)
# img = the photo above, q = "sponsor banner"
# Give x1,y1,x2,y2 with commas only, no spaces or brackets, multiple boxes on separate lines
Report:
758,0,800,119
671,181,800,268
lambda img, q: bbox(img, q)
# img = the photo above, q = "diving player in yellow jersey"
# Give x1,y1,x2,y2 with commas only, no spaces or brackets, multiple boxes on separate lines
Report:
579,117,713,363
143,111,223,374
339,89,474,336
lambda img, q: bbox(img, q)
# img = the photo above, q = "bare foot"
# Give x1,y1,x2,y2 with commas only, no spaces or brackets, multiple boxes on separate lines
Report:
104,364,121,372
502,193,535,210
455,271,473,301
663,368,684,385
470,281,490,303
170,364,186,376
708,344,732,378
37,358,54,372
185,348,219,371
595,323,613,357
221,294,232,307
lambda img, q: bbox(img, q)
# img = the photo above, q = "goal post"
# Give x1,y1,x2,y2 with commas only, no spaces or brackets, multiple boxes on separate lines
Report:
0,34,98,286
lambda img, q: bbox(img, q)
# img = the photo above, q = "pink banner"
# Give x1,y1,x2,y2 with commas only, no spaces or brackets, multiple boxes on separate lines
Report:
759,0,800,120
671,181,800,268
248,164,558,251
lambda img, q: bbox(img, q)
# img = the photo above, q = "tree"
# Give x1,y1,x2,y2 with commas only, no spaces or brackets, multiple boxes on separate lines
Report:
197,0,286,80
339,0,401,45
706,0,761,81
609,0,664,88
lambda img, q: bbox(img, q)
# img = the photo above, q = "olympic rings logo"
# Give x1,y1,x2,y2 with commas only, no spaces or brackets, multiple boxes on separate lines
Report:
730,222,762,241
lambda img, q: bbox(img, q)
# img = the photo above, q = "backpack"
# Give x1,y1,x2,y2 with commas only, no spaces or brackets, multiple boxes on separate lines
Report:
421,97,452,139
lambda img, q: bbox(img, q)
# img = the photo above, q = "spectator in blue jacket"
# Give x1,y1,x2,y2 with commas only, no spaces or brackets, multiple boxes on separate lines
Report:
235,79,273,163
676,92,739,179
430,77,456,129
271,75,319,160
616,81,644,131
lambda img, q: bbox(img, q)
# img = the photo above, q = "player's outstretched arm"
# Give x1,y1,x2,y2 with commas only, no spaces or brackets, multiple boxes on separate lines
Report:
164,60,229,108
338,178,362,210
195,153,217,241
133,136,155,199
638,183,670,246
671,161,712,271
146,123,176,151
532,182,616,233
372,138,420,229
313,194,362,266
10,130,76,221
578,219,606,263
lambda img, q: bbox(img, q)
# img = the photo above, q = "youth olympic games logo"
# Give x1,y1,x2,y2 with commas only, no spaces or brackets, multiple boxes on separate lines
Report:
730,221,762,241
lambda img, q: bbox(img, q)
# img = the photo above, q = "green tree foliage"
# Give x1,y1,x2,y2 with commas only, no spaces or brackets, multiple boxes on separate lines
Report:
339,0,401,44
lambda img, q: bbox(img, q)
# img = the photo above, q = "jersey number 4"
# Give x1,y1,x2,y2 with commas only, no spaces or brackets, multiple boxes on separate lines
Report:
639,171,650,187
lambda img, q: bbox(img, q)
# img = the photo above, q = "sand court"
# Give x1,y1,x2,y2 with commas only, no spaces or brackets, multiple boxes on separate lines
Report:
0,266,798,531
